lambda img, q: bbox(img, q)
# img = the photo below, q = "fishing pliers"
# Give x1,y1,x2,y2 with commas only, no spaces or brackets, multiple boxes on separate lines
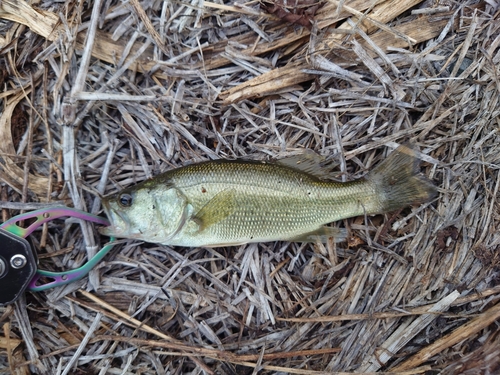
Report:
0,207,114,305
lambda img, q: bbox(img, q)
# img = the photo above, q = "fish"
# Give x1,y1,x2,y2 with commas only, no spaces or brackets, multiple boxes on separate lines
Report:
100,145,436,247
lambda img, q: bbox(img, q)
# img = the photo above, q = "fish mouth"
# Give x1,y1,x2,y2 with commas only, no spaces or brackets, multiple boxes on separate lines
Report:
99,200,130,238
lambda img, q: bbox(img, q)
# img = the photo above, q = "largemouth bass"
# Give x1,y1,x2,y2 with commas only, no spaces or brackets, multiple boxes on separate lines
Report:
100,145,436,247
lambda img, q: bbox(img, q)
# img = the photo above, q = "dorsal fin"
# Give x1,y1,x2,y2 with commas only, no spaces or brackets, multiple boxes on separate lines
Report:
275,151,339,179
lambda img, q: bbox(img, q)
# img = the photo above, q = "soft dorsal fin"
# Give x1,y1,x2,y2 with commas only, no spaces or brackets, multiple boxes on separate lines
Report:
275,151,339,179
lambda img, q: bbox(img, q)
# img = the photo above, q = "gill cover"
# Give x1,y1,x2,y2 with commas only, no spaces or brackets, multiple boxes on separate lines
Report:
101,186,189,243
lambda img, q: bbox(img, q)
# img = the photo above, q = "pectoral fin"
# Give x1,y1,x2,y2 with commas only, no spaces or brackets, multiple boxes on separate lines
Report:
287,226,347,243
192,188,236,231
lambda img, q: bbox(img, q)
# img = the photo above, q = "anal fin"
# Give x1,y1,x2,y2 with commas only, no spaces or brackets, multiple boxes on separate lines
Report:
287,226,347,243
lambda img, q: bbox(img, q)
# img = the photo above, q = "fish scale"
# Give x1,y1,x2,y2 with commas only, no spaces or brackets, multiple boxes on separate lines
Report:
167,163,368,245
101,145,436,247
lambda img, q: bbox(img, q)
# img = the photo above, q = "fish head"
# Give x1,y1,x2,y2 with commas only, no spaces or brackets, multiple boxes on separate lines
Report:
100,184,189,244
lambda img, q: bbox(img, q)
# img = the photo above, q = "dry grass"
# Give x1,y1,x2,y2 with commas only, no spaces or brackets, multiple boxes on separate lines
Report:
1,0,500,374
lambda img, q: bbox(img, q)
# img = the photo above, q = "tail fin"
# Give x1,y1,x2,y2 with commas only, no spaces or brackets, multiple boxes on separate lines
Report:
366,145,437,213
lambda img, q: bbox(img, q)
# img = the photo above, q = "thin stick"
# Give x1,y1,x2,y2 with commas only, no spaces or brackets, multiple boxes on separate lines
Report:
392,302,500,371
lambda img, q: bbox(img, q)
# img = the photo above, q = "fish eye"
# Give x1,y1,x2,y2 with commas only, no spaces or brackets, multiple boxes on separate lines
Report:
118,193,133,207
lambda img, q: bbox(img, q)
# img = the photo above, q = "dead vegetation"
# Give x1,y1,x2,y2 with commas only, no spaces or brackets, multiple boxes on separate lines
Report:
1,0,500,374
